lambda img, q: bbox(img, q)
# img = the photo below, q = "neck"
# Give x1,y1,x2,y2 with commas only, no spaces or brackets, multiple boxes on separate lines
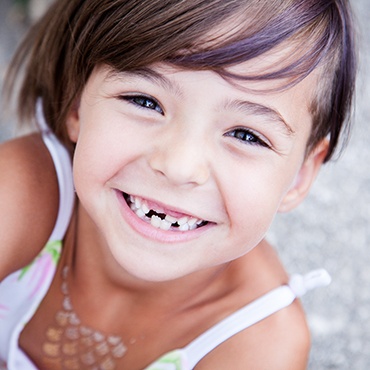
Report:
65,202,235,317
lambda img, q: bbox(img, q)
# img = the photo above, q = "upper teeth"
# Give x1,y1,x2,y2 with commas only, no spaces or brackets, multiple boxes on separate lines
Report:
128,195,204,231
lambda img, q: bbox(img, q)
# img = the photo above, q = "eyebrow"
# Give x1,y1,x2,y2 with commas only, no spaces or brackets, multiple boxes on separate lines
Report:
223,99,295,136
107,67,295,136
106,67,183,98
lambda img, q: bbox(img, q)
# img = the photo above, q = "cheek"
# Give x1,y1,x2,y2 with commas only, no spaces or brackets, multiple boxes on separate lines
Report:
71,130,118,202
227,184,278,239
72,128,154,219
221,162,295,237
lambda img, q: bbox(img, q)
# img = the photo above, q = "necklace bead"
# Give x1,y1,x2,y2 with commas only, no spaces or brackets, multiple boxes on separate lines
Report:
41,266,127,369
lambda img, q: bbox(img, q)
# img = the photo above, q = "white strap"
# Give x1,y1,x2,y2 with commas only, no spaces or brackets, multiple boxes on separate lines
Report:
36,100,75,241
184,269,331,369
288,269,331,297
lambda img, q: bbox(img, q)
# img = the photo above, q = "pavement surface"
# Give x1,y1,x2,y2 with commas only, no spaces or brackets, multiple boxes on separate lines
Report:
1,0,369,369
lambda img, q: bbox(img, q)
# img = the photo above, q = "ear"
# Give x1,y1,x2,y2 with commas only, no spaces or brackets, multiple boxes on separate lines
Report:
66,101,81,143
278,140,329,213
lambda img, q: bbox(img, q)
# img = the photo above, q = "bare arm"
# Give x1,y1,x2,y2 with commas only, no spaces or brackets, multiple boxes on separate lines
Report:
196,299,310,370
195,239,311,370
0,133,59,281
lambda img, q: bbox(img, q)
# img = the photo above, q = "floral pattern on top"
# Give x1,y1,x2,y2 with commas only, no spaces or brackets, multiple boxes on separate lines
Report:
0,304,9,320
145,349,186,370
17,240,62,299
0,241,62,369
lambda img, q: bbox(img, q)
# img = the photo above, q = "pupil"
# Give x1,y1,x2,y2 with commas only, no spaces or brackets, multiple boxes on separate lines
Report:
145,100,154,108
235,130,255,142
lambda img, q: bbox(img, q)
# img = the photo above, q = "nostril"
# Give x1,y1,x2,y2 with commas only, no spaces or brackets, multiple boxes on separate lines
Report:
148,147,210,186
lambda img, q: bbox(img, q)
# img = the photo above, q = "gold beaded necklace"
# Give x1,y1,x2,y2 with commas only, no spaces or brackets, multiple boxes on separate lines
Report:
41,265,127,370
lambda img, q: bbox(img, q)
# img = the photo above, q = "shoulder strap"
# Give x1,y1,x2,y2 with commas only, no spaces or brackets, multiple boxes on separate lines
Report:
36,99,75,241
183,269,331,369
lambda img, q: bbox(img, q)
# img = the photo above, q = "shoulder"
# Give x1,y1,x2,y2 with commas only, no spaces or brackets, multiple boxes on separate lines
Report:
196,298,310,370
196,239,311,369
0,133,59,280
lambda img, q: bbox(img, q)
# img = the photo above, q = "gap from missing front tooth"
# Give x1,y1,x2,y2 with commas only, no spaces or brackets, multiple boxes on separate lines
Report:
146,210,181,227
123,192,209,229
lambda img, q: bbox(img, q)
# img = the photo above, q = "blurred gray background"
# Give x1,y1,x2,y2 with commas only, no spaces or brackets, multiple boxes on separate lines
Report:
1,0,369,368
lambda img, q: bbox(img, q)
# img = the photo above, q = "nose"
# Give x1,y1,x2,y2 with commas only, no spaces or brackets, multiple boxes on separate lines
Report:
148,132,211,187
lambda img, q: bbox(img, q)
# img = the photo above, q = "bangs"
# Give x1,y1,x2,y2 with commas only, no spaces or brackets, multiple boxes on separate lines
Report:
165,2,341,89
6,0,355,161
89,1,341,93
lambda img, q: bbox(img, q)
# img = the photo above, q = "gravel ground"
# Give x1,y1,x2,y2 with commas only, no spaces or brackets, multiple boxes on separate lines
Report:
1,1,369,369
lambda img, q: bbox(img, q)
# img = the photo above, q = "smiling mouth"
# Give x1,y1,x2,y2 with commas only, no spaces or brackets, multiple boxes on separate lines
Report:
123,193,209,231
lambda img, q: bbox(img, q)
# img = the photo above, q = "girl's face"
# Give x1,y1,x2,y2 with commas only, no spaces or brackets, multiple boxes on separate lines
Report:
67,62,325,282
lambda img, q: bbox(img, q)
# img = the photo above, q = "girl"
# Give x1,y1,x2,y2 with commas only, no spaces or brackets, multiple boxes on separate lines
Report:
0,0,356,369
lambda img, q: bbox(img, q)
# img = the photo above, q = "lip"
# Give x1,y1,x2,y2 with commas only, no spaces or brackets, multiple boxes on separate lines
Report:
115,190,214,243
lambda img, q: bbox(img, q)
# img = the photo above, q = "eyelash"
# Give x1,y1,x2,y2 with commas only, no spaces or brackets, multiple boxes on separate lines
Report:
119,95,269,148
119,94,164,115
224,128,270,148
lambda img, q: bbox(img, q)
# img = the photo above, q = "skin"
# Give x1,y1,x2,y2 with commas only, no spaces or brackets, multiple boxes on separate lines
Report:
66,63,327,283
3,57,328,369
0,134,59,281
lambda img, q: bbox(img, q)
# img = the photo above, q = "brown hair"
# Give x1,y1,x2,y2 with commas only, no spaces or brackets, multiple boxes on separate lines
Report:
5,0,356,161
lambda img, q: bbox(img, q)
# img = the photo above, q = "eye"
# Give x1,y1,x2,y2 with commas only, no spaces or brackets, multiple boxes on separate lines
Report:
120,95,164,115
225,128,270,148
